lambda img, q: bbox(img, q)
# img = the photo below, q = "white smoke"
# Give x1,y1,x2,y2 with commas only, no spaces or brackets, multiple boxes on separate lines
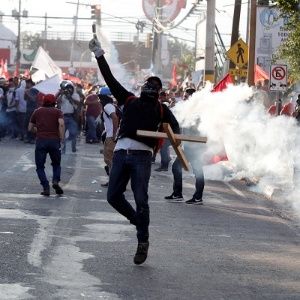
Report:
96,28,133,90
173,83,300,216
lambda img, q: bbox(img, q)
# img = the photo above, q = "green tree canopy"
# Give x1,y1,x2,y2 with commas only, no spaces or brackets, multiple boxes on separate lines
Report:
274,0,300,79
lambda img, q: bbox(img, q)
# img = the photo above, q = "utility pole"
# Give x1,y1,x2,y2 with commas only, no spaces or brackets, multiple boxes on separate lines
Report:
43,13,48,50
247,0,256,86
69,0,80,69
204,0,216,83
230,0,242,69
16,0,21,76
153,0,163,76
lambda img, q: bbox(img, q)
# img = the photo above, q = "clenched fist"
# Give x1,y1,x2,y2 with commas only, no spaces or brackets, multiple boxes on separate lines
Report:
89,35,105,58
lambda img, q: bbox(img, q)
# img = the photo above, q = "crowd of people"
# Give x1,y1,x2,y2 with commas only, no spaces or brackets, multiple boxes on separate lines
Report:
2,35,299,266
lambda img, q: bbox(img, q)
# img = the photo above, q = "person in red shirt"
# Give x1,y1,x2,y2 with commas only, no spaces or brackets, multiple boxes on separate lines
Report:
84,93,101,143
28,94,65,196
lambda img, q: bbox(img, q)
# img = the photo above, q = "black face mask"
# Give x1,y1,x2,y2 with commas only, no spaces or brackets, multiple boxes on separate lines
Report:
140,81,160,99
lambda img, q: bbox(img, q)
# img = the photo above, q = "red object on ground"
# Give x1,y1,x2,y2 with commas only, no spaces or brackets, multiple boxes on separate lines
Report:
267,104,276,115
280,102,294,116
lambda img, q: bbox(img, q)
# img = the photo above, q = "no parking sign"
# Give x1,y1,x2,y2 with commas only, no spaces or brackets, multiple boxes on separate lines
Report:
269,64,287,91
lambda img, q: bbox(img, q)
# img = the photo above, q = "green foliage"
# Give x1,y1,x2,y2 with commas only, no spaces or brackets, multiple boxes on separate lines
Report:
274,0,299,14
275,0,300,79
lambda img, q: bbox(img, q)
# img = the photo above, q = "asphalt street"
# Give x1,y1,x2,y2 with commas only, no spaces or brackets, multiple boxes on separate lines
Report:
0,136,299,300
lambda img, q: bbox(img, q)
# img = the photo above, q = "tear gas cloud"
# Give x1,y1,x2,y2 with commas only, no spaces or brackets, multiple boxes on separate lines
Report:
173,83,300,216
97,29,133,90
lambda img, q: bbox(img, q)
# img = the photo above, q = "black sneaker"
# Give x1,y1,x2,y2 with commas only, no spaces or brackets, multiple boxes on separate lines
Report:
52,182,64,195
164,193,183,200
101,182,109,187
134,242,149,265
185,198,203,205
41,186,50,196
155,167,168,172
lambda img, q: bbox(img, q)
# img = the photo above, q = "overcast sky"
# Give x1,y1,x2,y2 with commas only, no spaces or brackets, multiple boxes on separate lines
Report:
1,0,248,48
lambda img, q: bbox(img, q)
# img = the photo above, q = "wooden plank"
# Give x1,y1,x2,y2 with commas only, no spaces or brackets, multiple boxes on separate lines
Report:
163,123,190,171
137,130,207,143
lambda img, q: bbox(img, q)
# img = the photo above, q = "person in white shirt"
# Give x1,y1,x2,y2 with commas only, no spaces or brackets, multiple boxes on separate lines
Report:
99,94,119,186
56,81,80,153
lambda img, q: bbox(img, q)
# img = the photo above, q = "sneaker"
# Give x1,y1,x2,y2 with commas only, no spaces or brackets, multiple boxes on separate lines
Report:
52,182,64,195
155,167,168,172
104,165,109,176
41,186,50,196
134,242,149,265
185,198,203,205
164,193,183,200
101,182,109,187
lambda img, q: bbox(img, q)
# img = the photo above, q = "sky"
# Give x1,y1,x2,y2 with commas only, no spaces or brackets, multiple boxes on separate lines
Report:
1,0,249,48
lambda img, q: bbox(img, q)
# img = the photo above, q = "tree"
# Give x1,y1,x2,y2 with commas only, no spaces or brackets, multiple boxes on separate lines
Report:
274,0,300,79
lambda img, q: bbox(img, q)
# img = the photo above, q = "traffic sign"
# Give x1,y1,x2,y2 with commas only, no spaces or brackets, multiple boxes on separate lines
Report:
229,68,248,77
226,38,249,68
270,64,287,91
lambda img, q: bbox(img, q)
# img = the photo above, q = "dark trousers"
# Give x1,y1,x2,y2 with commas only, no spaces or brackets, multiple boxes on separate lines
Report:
172,157,205,199
6,110,18,138
160,139,171,168
63,115,78,152
16,112,26,139
25,110,35,141
107,150,152,243
35,139,61,188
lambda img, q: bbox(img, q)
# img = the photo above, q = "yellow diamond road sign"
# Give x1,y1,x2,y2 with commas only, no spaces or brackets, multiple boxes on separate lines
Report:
226,38,249,68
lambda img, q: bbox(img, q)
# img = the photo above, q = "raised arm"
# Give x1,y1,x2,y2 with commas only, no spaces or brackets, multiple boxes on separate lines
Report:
89,36,133,106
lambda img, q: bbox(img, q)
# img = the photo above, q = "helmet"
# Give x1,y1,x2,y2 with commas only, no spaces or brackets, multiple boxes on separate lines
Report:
43,94,56,106
98,86,111,95
60,80,74,89
60,80,74,94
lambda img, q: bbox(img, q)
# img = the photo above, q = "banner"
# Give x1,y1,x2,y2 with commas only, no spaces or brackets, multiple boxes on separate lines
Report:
142,0,186,23
255,7,289,75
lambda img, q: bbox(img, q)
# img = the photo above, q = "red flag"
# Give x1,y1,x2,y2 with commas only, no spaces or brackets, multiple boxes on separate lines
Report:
212,73,233,92
2,59,9,79
254,64,269,84
0,58,3,77
170,64,177,88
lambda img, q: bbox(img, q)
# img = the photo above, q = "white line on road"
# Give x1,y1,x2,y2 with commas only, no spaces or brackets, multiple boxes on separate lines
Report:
224,182,246,198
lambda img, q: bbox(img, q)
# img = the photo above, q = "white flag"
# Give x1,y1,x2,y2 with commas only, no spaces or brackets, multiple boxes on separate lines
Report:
31,47,62,83
34,74,61,95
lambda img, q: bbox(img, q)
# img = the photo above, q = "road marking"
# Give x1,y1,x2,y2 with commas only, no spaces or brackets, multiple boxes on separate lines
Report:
224,182,246,198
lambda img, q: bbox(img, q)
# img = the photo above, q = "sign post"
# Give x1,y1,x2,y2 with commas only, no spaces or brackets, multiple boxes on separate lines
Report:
269,64,287,92
226,38,249,82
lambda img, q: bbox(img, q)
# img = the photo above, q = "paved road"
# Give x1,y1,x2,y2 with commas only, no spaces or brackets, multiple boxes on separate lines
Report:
0,137,299,300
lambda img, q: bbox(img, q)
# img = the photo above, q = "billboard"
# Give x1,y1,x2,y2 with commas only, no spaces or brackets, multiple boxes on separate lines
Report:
142,0,186,23
255,6,289,75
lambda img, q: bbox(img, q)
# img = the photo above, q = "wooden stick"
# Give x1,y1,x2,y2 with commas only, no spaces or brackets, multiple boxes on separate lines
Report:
136,130,207,143
162,123,190,171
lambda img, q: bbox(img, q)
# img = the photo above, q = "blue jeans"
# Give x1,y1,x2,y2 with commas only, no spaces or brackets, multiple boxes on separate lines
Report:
86,115,97,141
107,149,152,243
172,156,205,199
35,139,61,188
160,139,171,168
63,115,78,152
